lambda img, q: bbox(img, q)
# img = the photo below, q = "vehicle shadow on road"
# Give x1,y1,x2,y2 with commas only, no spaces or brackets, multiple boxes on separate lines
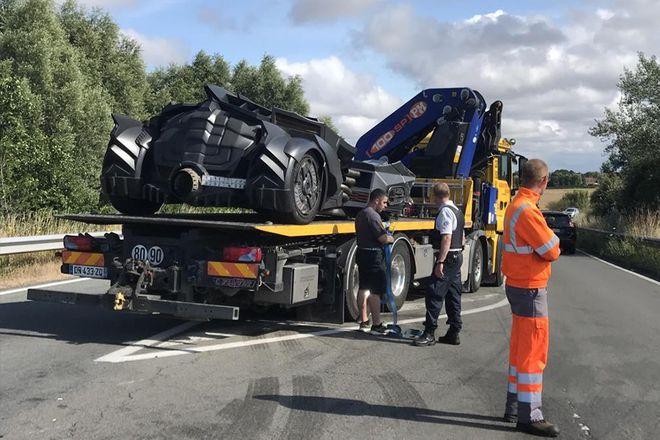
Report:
255,394,516,433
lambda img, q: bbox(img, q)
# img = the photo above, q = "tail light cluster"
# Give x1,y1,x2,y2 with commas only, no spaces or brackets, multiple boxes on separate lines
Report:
223,246,262,263
63,234,96,252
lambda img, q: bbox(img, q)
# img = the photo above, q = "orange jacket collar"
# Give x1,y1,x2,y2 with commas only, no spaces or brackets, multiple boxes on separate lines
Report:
517,187,541,204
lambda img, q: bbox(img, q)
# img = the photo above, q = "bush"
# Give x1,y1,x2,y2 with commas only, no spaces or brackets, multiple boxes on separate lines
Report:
548,190,590,212
578,230,660,280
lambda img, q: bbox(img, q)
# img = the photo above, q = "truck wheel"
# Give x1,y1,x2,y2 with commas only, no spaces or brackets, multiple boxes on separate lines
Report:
281,153,322,224
386,239,411,312
344,244,361,321
484,235,504,287
467,239,484,293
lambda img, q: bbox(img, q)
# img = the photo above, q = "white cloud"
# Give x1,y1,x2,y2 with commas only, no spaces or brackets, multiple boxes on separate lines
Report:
275,56,402,143
121,29,188,68
351,1,660,171
289,0,381,24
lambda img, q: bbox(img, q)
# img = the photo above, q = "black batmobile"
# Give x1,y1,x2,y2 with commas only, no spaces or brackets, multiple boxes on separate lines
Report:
101,85,413,224
101,85,356,224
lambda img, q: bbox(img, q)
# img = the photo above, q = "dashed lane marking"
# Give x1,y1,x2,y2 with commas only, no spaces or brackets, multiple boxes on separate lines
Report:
95,296,509,363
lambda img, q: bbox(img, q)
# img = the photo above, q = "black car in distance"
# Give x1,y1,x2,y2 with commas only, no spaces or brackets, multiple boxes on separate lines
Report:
542,211,577,254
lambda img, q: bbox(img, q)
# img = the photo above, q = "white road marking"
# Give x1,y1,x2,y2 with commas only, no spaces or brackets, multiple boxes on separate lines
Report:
94,321,200,363
0,277,90,297
96,296,509,363
578,250,659,286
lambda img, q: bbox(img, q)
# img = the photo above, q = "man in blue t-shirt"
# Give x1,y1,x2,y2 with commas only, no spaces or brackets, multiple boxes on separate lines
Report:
354,188,394,335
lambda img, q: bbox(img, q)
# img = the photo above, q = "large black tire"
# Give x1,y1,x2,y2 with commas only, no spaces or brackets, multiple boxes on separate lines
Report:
108,194,163,216
466,239,484,293
280,153,323,224
484,235,504,287
385,238,412,312
343,238,412,321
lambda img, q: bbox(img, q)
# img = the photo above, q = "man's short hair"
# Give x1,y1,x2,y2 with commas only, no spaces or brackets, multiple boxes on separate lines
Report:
521,159,549,187
369,188,387,202
432,182,450,199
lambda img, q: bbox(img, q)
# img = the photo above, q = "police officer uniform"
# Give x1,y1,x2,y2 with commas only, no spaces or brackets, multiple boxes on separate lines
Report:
413,200,465,346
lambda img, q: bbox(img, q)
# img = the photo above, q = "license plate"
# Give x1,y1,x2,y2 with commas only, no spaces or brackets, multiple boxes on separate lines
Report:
70,265,107,279
211,277,257,289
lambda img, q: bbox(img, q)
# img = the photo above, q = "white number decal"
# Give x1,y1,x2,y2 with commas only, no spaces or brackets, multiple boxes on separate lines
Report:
131,245,147,261
131,245,164,266
148,246,164,266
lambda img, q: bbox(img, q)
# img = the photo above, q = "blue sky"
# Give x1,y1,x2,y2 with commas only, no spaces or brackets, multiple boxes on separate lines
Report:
80,0,659,172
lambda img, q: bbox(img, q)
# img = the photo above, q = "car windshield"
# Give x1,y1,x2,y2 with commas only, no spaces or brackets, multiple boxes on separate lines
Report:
544,214,571,227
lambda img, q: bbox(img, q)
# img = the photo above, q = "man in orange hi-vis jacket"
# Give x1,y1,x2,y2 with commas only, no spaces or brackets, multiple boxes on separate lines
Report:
502,158,561,438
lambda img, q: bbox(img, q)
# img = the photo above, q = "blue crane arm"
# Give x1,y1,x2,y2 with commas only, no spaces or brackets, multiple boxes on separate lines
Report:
355,88,488,178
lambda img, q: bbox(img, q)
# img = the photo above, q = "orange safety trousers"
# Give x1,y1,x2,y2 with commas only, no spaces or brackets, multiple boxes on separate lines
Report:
505,285,549,423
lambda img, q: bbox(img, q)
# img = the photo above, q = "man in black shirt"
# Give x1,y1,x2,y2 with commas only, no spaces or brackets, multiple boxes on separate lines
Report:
354,188,394,334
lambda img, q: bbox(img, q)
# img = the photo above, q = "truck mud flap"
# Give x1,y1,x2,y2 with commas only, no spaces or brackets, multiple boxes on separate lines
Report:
27,289,239,321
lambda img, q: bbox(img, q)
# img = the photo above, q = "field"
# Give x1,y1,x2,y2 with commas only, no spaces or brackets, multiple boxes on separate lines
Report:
539,188,596,210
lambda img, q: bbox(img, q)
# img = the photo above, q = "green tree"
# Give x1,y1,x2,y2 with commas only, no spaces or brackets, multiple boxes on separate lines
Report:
58,0,148,118
146,54,309,116
0,0,148,214
590,53,660,212
590,173,624,217
145,50,232,114
230,55,309,115
548,169,584,188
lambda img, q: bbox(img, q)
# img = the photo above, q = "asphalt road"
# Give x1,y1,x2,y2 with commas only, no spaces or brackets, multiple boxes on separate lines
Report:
1,253,658,439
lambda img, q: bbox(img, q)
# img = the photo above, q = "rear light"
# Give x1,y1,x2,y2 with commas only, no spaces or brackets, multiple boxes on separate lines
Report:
63,234,95,251
223,246,262,263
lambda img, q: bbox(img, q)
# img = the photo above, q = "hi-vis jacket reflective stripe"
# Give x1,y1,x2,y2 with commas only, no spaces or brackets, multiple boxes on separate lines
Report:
502,187,560,288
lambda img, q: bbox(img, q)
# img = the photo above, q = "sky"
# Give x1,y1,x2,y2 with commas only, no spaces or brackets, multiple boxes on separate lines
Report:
76,0,660,172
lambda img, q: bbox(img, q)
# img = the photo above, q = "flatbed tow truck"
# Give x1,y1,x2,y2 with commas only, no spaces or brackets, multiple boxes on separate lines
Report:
28,88,524,323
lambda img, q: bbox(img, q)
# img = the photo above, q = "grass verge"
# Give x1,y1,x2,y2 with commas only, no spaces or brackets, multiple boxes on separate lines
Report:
577,210,660,280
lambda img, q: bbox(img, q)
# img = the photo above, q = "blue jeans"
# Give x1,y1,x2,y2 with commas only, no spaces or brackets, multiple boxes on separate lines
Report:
424,253,463,334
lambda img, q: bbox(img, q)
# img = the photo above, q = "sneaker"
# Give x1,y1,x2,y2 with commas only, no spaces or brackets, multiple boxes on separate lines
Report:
412,331,436,347
358,321,370,332
370,323,388,335
516,420,560,437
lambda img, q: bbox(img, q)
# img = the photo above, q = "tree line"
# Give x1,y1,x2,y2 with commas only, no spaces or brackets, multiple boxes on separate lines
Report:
589,53,660,218
548,170,600,188
0,0,309,216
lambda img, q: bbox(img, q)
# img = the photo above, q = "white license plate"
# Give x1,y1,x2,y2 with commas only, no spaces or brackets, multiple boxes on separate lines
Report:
70,265,107,279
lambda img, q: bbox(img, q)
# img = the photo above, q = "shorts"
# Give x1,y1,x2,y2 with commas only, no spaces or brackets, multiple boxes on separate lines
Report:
356,248,387,295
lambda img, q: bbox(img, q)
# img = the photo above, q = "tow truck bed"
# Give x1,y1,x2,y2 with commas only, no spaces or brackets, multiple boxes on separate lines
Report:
59,213,435,237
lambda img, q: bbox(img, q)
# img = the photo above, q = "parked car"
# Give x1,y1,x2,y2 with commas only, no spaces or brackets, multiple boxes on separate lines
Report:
563,207,579,219
542,211,576,254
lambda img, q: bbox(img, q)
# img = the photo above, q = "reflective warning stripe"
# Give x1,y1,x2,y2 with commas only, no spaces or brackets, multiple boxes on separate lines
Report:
62,251,104,266
508,382,518,393
518,391,543,403
207,262,259,279
535,235,559,255
517,372,543,385
508,203,531,254
509,365,517,376
504,243,534,254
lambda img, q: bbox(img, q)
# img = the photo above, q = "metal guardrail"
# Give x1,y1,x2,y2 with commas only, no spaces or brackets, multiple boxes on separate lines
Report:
577,227,660,248
0,231,118,256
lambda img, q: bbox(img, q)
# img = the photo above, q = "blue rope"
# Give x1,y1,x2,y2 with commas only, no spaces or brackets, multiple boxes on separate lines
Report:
384,240,398,326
